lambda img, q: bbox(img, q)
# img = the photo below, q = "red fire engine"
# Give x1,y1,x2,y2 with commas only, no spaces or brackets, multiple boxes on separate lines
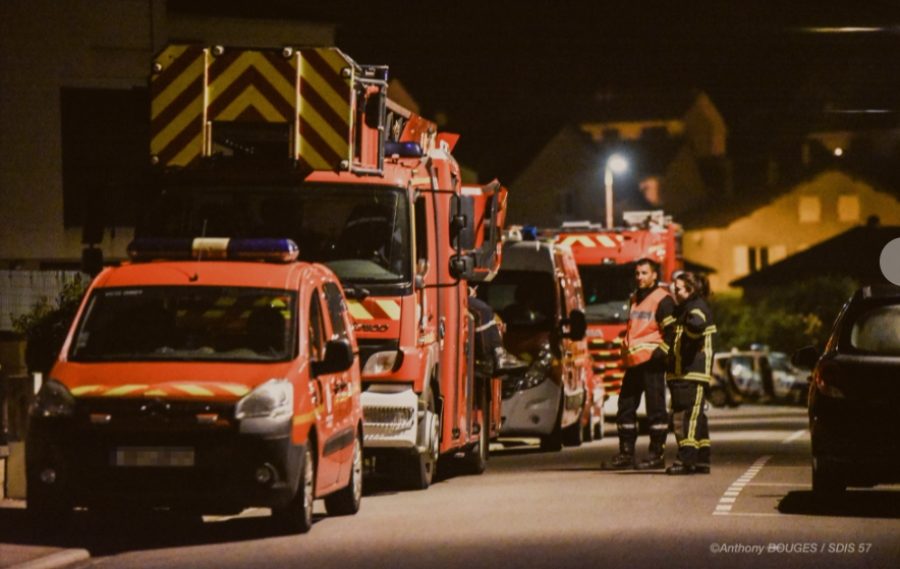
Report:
139,45,507,489
551,211,682,421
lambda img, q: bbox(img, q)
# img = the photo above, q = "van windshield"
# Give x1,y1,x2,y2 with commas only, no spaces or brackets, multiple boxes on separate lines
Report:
577,263,635,323
478,271,556,329
70,286,296,362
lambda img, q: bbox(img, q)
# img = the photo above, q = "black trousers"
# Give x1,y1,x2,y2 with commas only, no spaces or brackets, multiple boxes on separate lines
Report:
669,380,711,465
616,359,668,452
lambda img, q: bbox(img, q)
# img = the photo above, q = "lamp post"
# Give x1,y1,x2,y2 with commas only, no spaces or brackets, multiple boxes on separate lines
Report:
604,153,628,229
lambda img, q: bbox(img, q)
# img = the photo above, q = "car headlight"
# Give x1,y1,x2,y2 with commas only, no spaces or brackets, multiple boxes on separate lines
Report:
505,344,554,392
235,379,294,420
33,378,76,418
362,350,400,375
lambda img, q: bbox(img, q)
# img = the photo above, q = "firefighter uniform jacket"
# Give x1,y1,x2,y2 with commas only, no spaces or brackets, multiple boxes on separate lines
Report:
623,285,676,368
667,296,717,383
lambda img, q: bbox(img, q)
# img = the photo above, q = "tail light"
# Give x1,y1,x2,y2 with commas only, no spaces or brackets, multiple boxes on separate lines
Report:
814,360,846,399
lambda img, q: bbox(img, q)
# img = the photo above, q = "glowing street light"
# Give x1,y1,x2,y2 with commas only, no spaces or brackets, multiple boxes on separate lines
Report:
604,153,628,228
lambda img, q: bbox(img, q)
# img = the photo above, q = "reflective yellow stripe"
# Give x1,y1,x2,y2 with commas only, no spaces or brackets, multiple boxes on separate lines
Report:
661,316,677,328
347,300,374,320
218,383,251,397
175,384,215,397
687,385,704,443
103,384,150,397
71,385,102,397
659,342,670,354
690,309,707,322
144,389,168,397
698,439,711,447
293,404,325,427
375,299,401,320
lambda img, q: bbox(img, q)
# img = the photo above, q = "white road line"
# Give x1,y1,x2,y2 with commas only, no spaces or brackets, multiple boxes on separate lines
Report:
744,482,811,487
713,455,772,515
713,512,783,517
782,428,808,444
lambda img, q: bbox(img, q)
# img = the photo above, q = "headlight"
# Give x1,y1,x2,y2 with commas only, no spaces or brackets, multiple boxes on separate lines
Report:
362,350,400,375
235,379,294,420
33,378,76,418
507,344,554,392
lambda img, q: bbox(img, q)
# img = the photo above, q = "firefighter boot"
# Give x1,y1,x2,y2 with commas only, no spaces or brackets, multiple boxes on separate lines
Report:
636,441,666,470
604,442,636,470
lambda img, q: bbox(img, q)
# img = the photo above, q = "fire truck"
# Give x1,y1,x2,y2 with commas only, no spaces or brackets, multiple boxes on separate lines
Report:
551,211,682,422
138,45,507,489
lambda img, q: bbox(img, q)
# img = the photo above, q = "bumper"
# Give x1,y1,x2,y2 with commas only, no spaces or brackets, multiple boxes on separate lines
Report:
811,394,900,485
26,415,302,513
500,379,560,437
361,386,419,449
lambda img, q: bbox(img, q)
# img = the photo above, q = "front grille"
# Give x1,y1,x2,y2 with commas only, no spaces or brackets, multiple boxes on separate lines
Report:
74,398,236,432
363,406,415,429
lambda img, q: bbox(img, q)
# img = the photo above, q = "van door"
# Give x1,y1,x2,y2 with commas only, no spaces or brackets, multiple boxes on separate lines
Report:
308,288,340,489
322,281,357,478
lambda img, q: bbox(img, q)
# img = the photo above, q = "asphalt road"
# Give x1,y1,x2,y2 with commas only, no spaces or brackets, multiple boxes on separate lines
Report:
3,405,898,569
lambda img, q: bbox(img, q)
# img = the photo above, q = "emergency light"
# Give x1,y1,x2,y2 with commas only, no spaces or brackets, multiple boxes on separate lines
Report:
127,237,300,263
385,141,423,158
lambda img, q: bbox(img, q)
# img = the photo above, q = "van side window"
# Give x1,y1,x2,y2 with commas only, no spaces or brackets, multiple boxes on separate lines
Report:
323,282,349,340
308,291,325,361
415,195,428,263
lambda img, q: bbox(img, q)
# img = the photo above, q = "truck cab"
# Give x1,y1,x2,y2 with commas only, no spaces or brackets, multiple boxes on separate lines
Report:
26,238,362,533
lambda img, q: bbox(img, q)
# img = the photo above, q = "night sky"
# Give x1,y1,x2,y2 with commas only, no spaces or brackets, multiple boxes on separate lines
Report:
172,1,900,184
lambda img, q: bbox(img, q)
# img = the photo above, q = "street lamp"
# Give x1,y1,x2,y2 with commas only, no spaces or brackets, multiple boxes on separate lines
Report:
604,153,628,229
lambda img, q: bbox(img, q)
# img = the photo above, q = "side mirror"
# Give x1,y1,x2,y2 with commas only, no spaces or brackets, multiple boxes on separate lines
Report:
561,309,587,341
791,345,820,370
449,254,474,280
312,339,354,376
449,195,476,251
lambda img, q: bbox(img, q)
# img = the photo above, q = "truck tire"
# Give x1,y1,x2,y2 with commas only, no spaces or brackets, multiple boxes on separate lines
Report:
273,445,315,533
324,435,363,516
404,390,439,490
562,416,583,447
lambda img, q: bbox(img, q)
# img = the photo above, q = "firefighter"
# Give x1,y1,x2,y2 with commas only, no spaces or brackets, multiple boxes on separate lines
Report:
605,258,676,470
666,271,716,475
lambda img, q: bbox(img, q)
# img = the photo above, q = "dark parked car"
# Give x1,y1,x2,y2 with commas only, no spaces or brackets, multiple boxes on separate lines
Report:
793,285,900,495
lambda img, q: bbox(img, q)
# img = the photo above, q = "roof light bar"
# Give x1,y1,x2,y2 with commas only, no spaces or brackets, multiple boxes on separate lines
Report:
127,238,299,263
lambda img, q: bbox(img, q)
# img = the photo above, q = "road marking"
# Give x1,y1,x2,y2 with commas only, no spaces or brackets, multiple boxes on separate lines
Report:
782,428,808,444
713,512,783,517
713,455,772,516
745,482,810,487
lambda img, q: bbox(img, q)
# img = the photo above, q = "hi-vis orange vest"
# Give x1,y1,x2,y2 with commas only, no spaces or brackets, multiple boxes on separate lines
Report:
623,286,672,368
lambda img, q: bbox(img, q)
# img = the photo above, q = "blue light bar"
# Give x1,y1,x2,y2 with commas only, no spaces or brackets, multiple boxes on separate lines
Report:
385,141,423,158
521,225,539,241
127,237,300,263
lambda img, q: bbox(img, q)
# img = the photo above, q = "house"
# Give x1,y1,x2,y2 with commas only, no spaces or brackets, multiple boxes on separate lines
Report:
681,169,900,292
510,89,730,227
730,223,900,299
0,0,337,271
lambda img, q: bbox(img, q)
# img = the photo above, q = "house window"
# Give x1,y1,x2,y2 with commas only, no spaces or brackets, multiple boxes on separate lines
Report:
733,245,749,276
769,244,787,264
798,196,821,223
837,194,860,222
743,246,773,275
60,87,150,230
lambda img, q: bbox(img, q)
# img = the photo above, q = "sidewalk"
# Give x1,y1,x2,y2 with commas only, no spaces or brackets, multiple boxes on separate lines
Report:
0,500,90,569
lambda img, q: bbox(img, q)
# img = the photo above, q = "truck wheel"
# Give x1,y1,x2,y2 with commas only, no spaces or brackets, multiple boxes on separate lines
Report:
404,390,439,490
325,435,363,516
273,445,315,533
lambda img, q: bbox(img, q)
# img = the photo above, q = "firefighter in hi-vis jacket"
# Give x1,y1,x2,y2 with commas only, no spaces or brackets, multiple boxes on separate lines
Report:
666,271,716,475
605,258,676,470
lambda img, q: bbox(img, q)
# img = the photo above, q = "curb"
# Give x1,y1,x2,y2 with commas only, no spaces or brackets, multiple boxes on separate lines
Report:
8,550,90,569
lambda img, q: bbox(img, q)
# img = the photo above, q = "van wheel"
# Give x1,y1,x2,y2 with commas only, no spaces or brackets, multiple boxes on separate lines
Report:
26,485,72,531
707,386,728,408
273,445,315,533
582,404,595,443
540,395,564,452
325,436,363,516
562,416,583,447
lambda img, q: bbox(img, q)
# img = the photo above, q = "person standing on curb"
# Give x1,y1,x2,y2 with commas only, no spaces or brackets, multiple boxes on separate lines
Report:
666,271,716,475
604,258,676,470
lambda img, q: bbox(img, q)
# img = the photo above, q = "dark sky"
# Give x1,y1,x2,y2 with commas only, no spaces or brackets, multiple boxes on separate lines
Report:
172,1,900,183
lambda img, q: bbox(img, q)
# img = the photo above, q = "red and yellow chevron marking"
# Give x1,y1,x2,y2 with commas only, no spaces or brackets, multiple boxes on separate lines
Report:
346,299,402,321
296,48,353,171
70,382,251,401
558,235,597,248
150,44,208,167
150,45,354,171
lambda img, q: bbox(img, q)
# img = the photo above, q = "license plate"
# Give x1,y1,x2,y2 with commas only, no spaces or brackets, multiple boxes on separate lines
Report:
114,447,195,467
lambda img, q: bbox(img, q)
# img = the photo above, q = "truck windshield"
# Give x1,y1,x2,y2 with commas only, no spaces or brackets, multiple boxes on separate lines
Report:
478,271,556,330
140,184,411,284
69,286,296,362
577,263,635,324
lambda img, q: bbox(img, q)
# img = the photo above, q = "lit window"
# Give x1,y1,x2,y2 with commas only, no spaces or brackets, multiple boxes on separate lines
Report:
837,194,860,222
769,245,787,263
734,245,749,276
798,196,821,223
